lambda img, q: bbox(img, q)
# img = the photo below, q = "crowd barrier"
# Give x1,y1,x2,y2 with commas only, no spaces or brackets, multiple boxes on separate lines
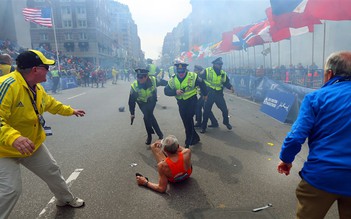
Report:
230,75,315,123
41,76,78,92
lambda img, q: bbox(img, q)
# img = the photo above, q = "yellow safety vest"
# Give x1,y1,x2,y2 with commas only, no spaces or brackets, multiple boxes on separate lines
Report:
51,70,59,77
148,64,157,76
168,72,197,100
131,76,157,103
204,67,227,90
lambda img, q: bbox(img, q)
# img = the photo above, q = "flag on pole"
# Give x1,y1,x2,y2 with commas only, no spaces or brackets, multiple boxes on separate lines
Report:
305,0,351,21
266,0,321,30
22,7,52,27
270,25,315,42
266,7,316,42
242,19,272,48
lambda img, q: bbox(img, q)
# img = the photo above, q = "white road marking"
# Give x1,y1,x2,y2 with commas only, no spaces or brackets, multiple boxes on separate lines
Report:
67,92,86,100
37,168,84,218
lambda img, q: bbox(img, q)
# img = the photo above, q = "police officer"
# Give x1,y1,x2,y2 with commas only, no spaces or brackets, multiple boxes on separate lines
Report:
50,66,60,93
146,58,160,77
200,57,234,133
164,62,208,148
129,69,167,144
193,65,218,128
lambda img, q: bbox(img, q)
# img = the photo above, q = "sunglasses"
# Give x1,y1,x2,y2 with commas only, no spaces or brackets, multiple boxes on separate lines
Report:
37,65,50,70
137,75,147,79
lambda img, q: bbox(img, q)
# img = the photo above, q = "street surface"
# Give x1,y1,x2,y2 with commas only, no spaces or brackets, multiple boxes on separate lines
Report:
9,79,338,219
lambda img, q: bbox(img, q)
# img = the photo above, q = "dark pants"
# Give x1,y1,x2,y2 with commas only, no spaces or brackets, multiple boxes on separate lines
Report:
52,77,60,93
196,96,218,125
177,95,200,146
202,90,229,130
83,76,90,87
139,101,163,138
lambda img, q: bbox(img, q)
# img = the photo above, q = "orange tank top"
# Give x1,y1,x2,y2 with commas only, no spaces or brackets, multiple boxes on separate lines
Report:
165,152,192,183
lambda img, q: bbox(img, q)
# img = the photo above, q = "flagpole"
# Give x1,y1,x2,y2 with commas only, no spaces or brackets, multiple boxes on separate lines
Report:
242,50,245,69
50,4,60,72
253,46,256,71
289,38,292,67
311,29,315,65
247,48,250,70
322,22,326,64
269,43,272,70
278,41,280,68
262,44,266,70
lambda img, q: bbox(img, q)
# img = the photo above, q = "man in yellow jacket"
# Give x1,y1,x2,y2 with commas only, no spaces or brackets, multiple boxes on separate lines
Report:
0,50,86,219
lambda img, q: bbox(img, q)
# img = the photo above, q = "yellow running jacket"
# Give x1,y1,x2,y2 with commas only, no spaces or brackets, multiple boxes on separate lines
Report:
0,70,74,158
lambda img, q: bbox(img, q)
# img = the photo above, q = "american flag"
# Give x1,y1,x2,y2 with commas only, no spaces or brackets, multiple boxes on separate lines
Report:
22,7,52,27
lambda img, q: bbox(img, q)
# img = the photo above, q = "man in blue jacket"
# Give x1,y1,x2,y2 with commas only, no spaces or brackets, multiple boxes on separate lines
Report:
278,51,351,218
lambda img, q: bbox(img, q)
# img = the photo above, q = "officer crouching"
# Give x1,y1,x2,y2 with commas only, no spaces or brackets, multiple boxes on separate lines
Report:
128,68,167,144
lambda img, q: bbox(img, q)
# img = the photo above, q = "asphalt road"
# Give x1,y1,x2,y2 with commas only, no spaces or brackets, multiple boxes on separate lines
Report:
8,79,338,219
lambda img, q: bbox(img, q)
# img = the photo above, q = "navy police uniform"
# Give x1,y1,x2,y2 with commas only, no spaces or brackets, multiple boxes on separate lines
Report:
193,65,218,128
128,69,167,144
164,63,208,148
200,57,234,133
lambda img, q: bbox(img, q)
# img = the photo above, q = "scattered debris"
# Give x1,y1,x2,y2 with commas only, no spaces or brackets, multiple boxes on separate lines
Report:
252,203,273,212
130,163,137,167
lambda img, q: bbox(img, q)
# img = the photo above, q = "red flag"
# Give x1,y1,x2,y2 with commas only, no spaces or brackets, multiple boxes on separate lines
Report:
270,25,314,42
219,31,234,53
266,0,321,30
266,5,317,42
243,20,272,47
22,7,52,27
306,0,351,21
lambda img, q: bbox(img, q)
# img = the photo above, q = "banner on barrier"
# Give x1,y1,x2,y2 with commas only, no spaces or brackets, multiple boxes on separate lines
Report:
260,90,295,123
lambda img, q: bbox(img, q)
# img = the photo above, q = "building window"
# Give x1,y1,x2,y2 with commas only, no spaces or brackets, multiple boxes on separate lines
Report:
77,20,87,28
63,20,72,28
61,6,71,15
78,42,89,52
79,32,87,40
40,33,49,41
64,42,74,52
64,33,73,40
76,6,86,14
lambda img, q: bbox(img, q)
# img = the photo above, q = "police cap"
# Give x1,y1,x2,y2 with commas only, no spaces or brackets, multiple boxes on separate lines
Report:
212,57,223,65
174,62,188,69
135,68,149,75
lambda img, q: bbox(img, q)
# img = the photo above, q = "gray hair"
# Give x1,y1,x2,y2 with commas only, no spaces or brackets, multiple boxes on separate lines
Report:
0,54,11,65
162,135,179,154
325,51,351,77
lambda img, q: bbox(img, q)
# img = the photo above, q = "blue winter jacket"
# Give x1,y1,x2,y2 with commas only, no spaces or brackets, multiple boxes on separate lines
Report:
280,76,351,197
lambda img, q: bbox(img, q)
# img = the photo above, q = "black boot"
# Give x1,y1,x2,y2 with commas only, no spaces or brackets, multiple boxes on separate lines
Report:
224,123,232,130
145,134,152,145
